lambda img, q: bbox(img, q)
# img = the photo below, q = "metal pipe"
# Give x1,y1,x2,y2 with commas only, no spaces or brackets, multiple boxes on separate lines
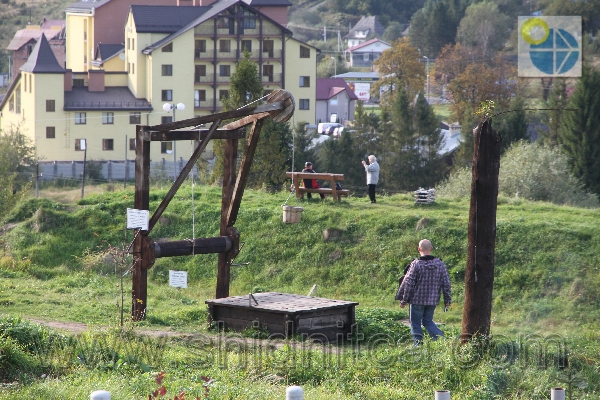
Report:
551,388,565,400
435,390,450,400
286,386,303,400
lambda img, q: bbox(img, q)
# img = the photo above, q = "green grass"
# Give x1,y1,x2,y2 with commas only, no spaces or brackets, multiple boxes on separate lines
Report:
1,185,600,398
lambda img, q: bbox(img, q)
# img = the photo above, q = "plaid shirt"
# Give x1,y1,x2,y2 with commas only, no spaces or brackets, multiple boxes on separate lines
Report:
400,256,451,306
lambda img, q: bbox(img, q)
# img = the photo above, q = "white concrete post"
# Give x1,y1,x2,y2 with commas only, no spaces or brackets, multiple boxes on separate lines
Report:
551,387,565,400
435,390,450,400
286,385,304,400
90,390,111,400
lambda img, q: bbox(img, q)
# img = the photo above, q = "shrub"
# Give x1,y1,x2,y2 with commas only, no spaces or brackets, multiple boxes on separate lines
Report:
437,141,599,207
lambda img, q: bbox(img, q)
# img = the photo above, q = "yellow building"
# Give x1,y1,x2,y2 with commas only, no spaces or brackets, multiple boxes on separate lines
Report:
0,0,318,175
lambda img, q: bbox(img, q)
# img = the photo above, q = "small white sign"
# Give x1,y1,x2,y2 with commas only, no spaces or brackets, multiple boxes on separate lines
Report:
169,270,188,288
80,139,86,150
126,208,149,231
354,82,371,101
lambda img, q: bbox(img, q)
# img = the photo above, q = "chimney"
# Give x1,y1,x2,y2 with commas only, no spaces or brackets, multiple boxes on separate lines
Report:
88,69,105,92
64,70,73,92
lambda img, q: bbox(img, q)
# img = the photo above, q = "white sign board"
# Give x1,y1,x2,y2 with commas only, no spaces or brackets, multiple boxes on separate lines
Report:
80,139,86,150
354,82,371,101
126,208,149,231
169,270,188,288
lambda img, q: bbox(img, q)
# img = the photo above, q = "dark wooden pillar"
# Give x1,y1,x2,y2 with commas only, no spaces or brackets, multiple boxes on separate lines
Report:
216,137,238,298
132,125,150,320
461,120,502,341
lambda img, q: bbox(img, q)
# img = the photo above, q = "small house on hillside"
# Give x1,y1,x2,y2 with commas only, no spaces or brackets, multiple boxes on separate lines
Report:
316,78,358,125
7,19,66,81
344,38,390,68
344,16,385,48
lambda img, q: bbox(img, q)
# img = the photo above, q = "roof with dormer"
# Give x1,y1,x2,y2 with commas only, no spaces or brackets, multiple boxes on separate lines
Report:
20,34,65,73
138,0,291,55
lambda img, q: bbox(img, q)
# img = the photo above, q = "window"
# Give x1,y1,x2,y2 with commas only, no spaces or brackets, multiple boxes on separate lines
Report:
75,112,86,124
131,38,135,50
241,40,252,52
29,75,32,93
129,112,141,124
162,65,173,76
161,142,173,154
219,90,229,101
363,52,370,61
73,79,84,87
75,139,84,151
330,95,338,106
131,63,135,74
102,112,114,124
263,64,273,81
219,40,231,53
46,99,55,112
162,90,173,101
300,46,310,58
129,138,136,150
162,43,173,52
263,40,274,57
242,17,256,29
46,127,55,139
127,38,130,50
15,87,21,113
219,65,230,77
102,139,114,151
194,89,206,106
195,40,206,57
161,116,173,124
216,17,230,29
299,76,310,87
299,99,309,110
195,65,206,81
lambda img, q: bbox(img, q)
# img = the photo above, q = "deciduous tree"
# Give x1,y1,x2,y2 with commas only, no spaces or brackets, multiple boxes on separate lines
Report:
456,2,511,60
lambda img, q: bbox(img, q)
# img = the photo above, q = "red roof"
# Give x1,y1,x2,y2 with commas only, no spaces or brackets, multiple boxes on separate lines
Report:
316,78,359,101
347,38,391,52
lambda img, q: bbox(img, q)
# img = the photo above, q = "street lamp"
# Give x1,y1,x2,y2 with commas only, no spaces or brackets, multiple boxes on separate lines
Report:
330,56,337,77
163,102,185,177
423,56,430,104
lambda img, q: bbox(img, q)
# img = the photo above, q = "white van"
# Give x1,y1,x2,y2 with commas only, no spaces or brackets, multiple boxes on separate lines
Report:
317,123,344,135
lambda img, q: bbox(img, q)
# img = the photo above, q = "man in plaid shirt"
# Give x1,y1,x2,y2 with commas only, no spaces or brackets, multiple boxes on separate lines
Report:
400,239,451,345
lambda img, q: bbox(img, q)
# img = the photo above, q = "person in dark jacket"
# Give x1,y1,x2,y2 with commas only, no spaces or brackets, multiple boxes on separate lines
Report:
302,162,325,199
400,239,451,345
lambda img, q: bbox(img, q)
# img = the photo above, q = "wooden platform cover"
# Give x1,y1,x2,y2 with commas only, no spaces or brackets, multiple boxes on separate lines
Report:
206,292,358,342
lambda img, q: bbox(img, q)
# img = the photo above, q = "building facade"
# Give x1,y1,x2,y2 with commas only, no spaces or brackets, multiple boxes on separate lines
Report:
0,0,317,175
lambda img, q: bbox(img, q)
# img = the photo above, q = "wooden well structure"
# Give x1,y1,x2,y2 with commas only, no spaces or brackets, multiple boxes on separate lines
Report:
131,90,294,320
206,292,359,342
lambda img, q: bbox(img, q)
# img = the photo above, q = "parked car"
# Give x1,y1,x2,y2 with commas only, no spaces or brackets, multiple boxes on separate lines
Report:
318,123,344,135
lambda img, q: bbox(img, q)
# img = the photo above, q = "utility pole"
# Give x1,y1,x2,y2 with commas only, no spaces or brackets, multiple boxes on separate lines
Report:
124,135,127,188
81,139,87,199
35,162,39,198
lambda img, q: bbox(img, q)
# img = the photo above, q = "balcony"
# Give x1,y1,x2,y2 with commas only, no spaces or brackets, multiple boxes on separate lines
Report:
262,49,282,60
195,49,215,59
261,73,281,85
194,73,214,84
216,75,232,83
194,98,215,110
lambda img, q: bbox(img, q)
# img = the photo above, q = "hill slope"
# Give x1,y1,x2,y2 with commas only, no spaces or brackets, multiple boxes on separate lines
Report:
1,186,599,336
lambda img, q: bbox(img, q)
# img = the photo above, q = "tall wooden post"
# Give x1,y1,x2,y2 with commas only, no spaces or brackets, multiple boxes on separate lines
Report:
461,120,501,342
216,137,238,298
132,125,150,320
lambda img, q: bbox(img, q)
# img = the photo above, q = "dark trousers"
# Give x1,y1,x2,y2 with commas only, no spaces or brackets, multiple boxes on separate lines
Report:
368,184,376,203
307,193,325,199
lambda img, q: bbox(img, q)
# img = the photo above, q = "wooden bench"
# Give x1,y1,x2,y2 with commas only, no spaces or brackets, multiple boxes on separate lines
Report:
286,172,350,202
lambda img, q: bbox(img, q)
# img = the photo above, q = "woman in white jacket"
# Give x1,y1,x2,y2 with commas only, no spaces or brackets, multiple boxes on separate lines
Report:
362,155,380,203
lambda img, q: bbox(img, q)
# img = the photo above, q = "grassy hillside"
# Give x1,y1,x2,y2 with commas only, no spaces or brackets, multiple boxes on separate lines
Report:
1,185,600,398
1,185,599,335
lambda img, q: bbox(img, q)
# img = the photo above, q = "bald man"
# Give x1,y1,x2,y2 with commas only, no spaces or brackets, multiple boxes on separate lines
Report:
400,239,451,346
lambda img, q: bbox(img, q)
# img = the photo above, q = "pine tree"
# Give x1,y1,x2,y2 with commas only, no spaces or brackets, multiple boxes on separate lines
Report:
558,66,600,195
291,121,315,173
248,119,292,188
211,51,264,183
497,95,528,154
414,93,446,187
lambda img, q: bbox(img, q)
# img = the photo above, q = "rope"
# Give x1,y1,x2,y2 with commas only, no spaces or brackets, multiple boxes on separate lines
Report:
236,93,271,110
191,140,196,255
282,113,301,207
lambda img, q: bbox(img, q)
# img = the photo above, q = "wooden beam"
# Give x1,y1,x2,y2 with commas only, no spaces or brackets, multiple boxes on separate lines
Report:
221,112,270,131
148,119,221,232
132,125,150,321
461,120,501,342
226,119,264,227
148,129,245,142
154,236,232,258
148,101,283,132
216,137,238,298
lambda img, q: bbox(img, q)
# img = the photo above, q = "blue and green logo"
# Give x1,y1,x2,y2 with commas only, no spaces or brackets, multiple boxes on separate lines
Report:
518,16,581,77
